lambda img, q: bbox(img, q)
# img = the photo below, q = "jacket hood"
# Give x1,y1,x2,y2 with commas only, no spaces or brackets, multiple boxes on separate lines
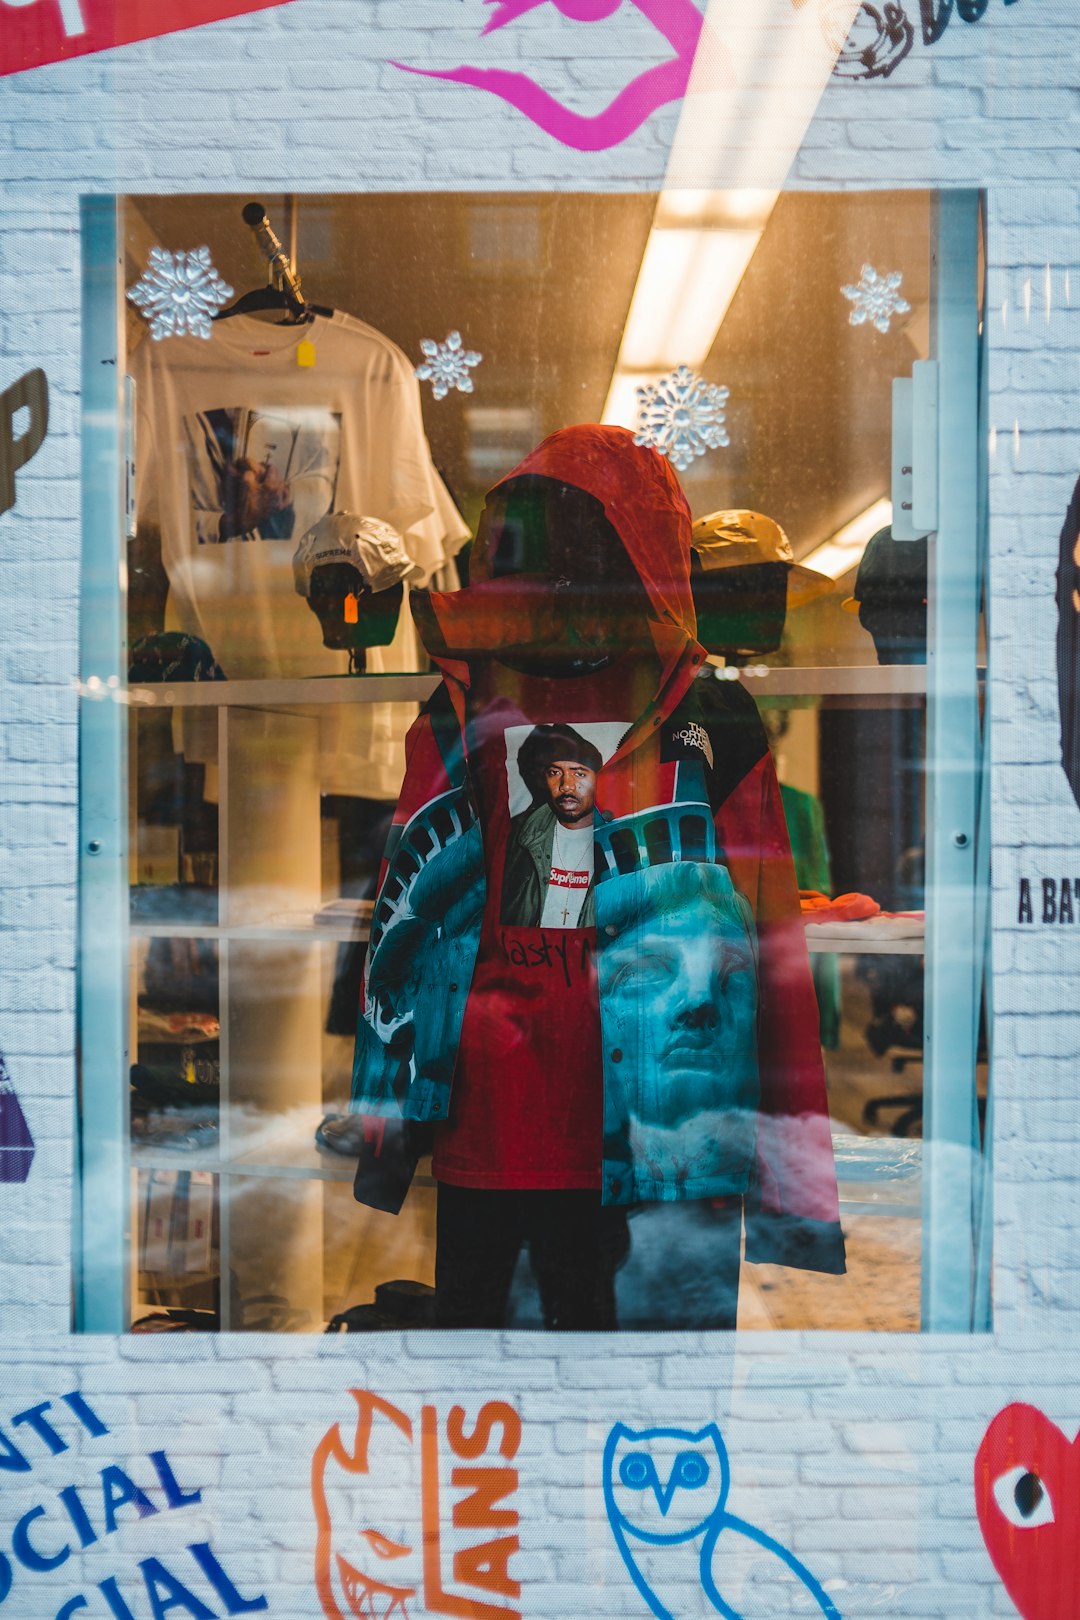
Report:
485,423,697,639
412,425,701,676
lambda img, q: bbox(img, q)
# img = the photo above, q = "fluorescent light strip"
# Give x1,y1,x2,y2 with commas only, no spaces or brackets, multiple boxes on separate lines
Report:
602,196,776,426
618,227,762,372
602,0,860,426
799,497,893,581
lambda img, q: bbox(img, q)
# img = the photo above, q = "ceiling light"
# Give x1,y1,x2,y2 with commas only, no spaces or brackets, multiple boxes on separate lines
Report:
602,371,661,431
655,189,778,229
617,227,761,372
798,497,893,580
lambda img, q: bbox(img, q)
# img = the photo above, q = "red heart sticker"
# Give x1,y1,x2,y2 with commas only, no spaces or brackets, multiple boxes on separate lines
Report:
976,1403,1080,1619
0,0,297,80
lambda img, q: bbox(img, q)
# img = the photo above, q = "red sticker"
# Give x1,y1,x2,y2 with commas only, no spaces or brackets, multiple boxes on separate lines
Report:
976,1403,1080,1620
0,0,296,79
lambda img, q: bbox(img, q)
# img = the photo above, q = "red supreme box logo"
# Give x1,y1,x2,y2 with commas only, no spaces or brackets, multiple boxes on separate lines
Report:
0,0,297,79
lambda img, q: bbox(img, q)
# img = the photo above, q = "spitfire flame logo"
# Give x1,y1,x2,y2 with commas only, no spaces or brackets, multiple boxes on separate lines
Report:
312,1391,522,1620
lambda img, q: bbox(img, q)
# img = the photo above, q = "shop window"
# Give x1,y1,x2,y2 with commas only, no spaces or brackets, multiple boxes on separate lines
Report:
77,190,990,1334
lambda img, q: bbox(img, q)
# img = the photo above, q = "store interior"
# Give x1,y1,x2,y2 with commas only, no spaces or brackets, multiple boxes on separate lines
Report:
120,189,979,1334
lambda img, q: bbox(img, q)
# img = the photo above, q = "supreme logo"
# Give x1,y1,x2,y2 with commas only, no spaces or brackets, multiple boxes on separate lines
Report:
0,0,296,79
549,867,590,890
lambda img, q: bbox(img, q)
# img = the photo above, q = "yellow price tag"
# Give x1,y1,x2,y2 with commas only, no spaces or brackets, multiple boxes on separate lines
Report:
297,338,317,369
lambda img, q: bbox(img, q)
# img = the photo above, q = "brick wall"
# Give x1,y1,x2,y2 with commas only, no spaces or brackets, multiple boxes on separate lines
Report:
1,2,1079,1614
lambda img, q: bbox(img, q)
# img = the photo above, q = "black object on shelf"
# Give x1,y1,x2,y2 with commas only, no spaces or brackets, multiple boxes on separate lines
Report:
326,1278,436,1332
846,527,928,665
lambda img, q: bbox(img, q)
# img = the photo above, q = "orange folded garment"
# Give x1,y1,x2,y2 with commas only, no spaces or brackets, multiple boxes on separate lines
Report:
800,890,882,923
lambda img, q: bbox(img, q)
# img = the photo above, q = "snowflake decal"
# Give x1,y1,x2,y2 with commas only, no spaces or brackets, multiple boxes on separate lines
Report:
127,246,234,341
634,365,730,473
415,331,483,399
841,264,911,334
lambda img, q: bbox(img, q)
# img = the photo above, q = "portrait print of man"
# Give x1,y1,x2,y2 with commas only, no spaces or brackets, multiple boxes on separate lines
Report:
501,723,607,929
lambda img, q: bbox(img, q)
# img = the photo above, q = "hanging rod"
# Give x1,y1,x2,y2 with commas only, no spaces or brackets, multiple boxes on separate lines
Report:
242,199,306,316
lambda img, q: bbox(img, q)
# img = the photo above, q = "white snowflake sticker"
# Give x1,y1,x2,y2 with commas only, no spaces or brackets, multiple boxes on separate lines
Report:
634,365,730,473
841,264,911,334
415,331,483,399
127,246,234,341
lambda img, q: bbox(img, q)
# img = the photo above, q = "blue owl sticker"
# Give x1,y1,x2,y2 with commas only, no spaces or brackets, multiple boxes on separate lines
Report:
603,1422,841,1619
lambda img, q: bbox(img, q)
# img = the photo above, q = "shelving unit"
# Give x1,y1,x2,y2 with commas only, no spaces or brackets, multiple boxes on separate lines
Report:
117,656,940,1331
125,680,437,1331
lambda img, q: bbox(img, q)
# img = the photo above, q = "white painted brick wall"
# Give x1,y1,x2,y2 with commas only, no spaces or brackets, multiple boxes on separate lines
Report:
0,3,1079,1614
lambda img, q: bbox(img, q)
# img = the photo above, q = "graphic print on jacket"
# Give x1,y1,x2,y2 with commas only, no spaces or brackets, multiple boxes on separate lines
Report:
594,765,760,1204
501,720,627,929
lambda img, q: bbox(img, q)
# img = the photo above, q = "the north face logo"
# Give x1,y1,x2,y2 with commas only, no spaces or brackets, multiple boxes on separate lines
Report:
670,722,714,768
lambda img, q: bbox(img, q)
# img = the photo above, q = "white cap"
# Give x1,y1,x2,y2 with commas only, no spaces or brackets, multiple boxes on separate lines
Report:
292,512,421,597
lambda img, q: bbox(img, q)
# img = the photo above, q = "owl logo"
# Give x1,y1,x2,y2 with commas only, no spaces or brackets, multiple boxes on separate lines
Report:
976,1403,1080,1620
603,1422,841,1619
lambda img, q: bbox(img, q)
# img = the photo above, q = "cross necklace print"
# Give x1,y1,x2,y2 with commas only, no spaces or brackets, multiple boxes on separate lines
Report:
552,822,587,926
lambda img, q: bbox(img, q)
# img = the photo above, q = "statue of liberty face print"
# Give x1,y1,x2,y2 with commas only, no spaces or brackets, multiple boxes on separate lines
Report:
390,0,732,153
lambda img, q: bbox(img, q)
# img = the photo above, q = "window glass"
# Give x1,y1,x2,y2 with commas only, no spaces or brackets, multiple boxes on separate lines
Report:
92,188,989,1333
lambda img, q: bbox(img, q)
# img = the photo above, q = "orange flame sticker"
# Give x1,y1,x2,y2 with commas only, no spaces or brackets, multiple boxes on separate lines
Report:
313,1391,521,1620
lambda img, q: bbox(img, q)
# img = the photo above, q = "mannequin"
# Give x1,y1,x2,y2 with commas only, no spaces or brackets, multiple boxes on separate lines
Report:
351,426,845,1331
292,511,415,670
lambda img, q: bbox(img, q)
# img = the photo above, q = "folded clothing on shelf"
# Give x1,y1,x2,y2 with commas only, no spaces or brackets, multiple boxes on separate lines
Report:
140,937,219,1015
131,1052,220,1108
137,1009,220,1044
800,889,881,922
131,1112,219,1153
800,891,925,940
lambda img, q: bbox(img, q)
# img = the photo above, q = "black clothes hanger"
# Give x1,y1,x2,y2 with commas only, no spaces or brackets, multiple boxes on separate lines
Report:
213,284,334,324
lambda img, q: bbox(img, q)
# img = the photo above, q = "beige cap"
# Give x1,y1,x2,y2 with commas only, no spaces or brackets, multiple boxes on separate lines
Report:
293,512,421,597
691,509,833,609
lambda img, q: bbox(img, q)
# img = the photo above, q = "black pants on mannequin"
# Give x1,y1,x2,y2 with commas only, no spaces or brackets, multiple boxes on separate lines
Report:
434,1186,743,1331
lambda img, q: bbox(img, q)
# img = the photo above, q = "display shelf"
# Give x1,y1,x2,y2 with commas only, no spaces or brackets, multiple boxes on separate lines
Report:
132,1116,438,1190
805,925,924,955
721,663,928,697
126,655,932,1328
133,1142,222,1175
131,919,369,943
722,663,984,698
129,673,439,709
125,664,984,710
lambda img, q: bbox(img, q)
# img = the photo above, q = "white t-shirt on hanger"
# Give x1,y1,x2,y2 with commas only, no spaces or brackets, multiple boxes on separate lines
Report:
132,309,469,798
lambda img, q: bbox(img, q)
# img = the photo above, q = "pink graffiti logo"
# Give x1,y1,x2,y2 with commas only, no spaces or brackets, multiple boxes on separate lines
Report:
391,0,730,153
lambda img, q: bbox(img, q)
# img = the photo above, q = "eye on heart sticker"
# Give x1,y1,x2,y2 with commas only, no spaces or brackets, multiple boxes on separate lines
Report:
976,1404,1080,1620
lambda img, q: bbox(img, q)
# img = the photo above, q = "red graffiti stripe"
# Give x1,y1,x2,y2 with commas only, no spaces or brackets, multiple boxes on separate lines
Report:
0,0,297,79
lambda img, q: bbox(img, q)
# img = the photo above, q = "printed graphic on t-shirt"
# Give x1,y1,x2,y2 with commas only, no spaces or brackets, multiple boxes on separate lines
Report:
501,721,628,929
183,405,341,544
